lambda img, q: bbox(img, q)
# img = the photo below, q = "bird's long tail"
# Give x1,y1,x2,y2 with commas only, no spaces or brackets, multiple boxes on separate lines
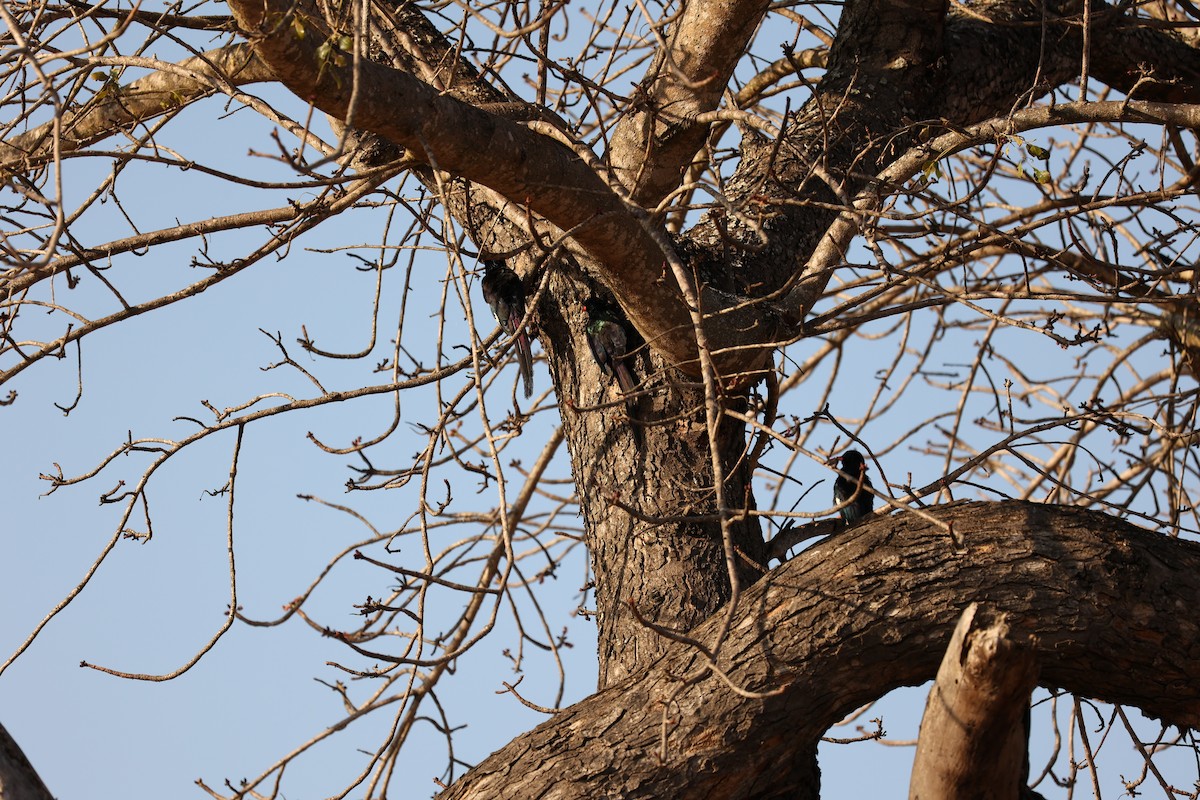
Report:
516,331,534,398
614,360,640,440
614,360,636,395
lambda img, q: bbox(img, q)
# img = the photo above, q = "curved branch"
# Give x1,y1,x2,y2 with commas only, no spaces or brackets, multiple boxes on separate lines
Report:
439,501,1200,799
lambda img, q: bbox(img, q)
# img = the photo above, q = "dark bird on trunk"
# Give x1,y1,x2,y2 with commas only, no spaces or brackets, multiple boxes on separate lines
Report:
481,260,533,398
584,297,637,396
833,449,874,525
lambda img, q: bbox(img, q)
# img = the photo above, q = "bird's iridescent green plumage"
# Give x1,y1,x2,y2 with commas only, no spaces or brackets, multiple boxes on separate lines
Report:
584,297,636,394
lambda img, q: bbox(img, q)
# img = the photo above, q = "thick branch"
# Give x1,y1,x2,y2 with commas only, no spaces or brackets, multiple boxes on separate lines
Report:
909,604,1039,800
605,0,771,207
440,501,1200,800
1079,9,1200,103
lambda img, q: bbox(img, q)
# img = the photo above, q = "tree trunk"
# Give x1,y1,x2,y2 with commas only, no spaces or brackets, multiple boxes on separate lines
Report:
539,272,767,687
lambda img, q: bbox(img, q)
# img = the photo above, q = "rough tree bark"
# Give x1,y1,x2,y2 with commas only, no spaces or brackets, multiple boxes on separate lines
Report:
437,501,1200,799
908,604,1040,800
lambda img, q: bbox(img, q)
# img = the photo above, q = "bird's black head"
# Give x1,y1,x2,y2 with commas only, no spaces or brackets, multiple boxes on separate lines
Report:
482,259,503,274
584,297,603,318
839,450,866,473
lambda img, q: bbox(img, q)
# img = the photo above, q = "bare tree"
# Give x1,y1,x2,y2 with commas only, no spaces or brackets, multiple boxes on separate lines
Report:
1,0,1198,796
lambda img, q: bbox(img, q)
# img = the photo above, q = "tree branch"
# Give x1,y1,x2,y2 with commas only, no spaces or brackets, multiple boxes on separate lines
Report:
439,501,1200,800
909,603,1039,800
784,99,1200,317
1079,8,1200,103
605,0,772,207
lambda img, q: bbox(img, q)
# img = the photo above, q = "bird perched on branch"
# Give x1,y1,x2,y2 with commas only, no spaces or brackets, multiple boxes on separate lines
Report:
584,297,637,396
833,449,874,525
481,260,533,398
